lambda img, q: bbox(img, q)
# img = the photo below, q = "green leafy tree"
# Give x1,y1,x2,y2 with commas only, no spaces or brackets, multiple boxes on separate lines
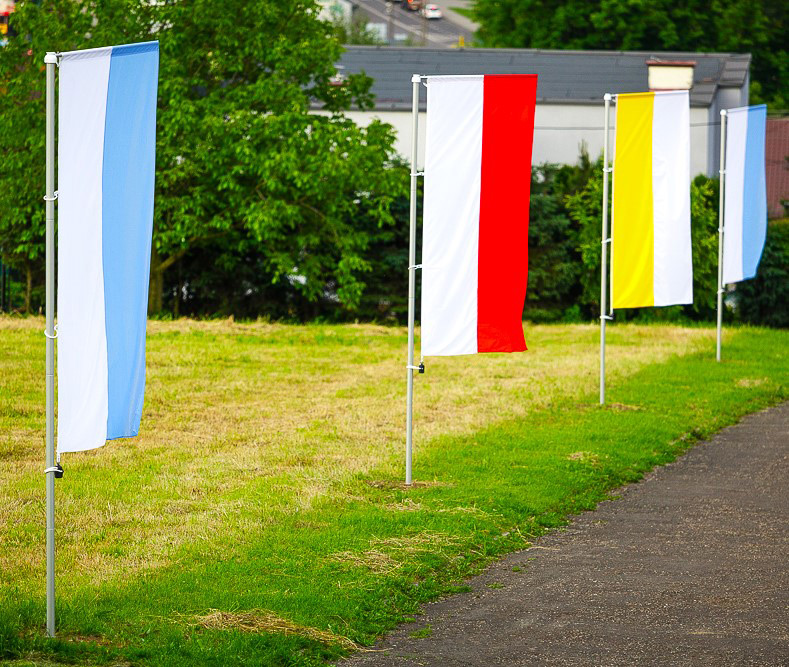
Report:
150,0,402,314
353,164,415,323
164,165,413,321
0,0,144,312
474,0,787,108
0,0,403,316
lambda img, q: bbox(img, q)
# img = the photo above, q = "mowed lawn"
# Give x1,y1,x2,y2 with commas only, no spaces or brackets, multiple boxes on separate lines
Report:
0,317,787,666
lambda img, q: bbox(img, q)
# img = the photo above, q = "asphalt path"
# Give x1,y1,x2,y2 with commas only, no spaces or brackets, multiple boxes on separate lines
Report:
344,402,789,666
356,0,474,48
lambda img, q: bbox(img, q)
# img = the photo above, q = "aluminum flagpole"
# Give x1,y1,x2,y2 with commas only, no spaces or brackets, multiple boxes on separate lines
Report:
599,93,612,404
405,74,422,485
716,109,727,362
44,51,58,638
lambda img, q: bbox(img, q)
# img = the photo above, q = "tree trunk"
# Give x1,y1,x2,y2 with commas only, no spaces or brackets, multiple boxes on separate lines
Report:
148,246,164,315
149,242,194,316
24,262,32,314
174,259,181,318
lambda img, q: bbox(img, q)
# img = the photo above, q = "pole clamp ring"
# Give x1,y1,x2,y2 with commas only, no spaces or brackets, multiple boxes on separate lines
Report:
43,191,59,201
603,238,612,244
410,172,424,177
409,264,423,270
44,464,64,479
600,315,614,321
407,363,425,373
603,167,613,173
43,325,58,339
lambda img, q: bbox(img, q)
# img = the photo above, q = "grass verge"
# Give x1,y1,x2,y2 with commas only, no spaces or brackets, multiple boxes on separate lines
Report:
0,319,786,666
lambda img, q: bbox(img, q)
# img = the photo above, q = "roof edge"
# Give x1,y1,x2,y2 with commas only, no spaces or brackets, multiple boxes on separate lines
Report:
341,44,752,61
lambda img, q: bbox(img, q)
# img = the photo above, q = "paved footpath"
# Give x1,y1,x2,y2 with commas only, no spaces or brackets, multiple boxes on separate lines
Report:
346,403,789,666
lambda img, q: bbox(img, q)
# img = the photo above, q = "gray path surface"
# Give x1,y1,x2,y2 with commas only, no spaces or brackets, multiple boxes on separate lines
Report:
345,403,789,666
356,0,474,47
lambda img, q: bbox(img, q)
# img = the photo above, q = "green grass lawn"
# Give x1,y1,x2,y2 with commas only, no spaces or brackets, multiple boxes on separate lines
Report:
0,317,786,666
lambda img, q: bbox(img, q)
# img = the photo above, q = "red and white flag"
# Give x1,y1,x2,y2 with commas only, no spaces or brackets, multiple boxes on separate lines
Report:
421,74,537,356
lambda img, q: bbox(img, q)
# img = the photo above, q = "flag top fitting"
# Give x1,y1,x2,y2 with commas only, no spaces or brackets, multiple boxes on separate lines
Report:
59,40,158,61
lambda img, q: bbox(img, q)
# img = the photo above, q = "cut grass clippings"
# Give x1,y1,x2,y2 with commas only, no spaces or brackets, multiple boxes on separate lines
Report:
193,609,359,651
0,317,786,666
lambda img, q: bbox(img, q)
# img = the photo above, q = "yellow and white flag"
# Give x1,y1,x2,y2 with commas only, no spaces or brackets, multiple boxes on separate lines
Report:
612,90,692,308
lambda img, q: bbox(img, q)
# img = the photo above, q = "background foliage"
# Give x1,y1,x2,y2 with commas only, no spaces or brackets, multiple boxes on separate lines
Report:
0,1,785,327
0,0,404,317
735,219,789,328
472,0,788,109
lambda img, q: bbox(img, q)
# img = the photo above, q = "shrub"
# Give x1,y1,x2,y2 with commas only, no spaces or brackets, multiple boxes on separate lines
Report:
733,218,789,328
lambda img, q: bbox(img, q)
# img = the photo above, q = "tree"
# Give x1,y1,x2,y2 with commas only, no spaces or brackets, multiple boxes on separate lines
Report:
0,0,403,316
150,0,403,314
473,0,787,108
0,0,145,312
160,166,412,322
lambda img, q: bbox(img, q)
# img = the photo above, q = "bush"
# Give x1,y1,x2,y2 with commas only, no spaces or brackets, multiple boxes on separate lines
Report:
687,174,720,320
525,163,586,321
567,163,722,323
733,218,789,328
112,150,789,327
566,156,605,317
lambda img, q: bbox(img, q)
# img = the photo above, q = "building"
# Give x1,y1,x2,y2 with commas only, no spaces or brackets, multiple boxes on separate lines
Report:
325,46,751,177
765,118,788,219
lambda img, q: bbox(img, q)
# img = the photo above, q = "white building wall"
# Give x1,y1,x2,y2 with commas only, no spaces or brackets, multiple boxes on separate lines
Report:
331,103,712,176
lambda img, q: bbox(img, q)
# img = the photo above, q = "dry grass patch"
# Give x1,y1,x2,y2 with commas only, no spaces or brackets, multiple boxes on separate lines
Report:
329,549,400,575
736,377,767,388
386,498,423,512
567,451,600,465
366,479,447,490
372,530,459,553
194,609,358,650
0,317,715,595
605,402,643,411
437,505,492,516
330,531,460,574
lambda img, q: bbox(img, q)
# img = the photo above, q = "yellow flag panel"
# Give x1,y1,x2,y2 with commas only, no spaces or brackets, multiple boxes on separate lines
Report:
612,92,655,308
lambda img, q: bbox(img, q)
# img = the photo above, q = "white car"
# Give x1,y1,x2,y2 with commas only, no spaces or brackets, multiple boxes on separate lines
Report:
421,3,442,19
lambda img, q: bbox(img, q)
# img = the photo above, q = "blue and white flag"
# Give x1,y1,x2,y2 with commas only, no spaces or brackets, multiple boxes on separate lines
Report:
57,42,159,454
722,104,767,285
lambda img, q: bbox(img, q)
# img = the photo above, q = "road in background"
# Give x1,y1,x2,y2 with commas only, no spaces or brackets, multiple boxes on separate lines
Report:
356,0,475,48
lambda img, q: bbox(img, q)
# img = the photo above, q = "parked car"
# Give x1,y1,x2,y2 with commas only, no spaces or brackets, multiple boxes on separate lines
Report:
403,0,422,10
421,3,442,18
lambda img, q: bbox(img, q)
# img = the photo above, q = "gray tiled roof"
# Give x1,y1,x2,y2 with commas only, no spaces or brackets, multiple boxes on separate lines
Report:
335,46,751,109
